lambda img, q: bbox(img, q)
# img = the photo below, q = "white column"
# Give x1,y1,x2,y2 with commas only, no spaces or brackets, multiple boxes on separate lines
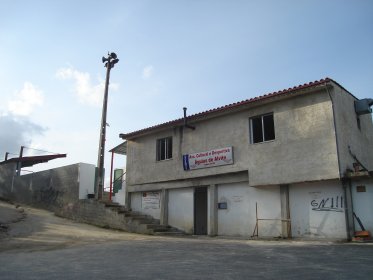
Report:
160,188,169,226
208,184,218,236
280,184,291,238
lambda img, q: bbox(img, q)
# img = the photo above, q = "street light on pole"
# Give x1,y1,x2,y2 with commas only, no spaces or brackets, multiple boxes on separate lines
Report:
95,52,119,200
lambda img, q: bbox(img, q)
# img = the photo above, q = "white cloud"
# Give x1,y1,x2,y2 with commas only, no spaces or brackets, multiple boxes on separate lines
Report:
56,67,119,107
142,65,154,79
7,82,44,116
0,114,46,156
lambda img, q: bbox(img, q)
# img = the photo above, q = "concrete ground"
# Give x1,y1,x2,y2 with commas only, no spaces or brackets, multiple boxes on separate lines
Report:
1,201,372,280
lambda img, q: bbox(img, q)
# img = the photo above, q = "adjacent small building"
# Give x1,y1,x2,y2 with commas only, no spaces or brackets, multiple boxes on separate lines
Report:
119,78,373,240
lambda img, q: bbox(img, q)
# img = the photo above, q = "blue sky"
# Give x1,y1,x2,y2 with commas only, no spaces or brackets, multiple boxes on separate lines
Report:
0,0,372,184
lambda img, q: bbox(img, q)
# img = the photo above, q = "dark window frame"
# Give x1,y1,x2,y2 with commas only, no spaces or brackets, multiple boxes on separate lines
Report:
250,113,275,144
156,137,173,161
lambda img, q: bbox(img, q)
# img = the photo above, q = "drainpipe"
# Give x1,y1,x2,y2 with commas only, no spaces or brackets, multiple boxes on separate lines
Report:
342,178,355,241
325,82,353,240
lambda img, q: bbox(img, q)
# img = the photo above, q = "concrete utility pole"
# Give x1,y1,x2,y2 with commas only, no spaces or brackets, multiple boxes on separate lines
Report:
95,52,119,200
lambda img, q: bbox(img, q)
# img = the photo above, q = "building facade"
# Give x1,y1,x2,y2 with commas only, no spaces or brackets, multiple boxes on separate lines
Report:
119,78,373,240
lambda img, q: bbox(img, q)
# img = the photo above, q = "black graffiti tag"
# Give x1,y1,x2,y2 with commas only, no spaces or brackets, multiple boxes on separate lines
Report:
311,196,343,212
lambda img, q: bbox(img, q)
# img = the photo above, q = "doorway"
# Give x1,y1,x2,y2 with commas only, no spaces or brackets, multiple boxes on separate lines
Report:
194,187,208,235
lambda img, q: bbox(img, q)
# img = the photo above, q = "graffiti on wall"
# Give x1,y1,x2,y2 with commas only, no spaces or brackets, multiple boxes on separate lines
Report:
310,195,344,212
33,186,63,207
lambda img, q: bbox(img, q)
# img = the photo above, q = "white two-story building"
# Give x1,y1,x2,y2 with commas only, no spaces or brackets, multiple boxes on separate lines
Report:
119,78,373,240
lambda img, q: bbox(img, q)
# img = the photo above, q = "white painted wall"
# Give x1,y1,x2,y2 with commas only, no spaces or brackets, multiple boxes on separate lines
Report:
217,183,281,237
113,180,126,206
130,191,161,219
289,180,347,239
131,192,142,212
168,188,194,234
78,163,95,199
113,189,126,206
331,85,373,174
351,179,373,233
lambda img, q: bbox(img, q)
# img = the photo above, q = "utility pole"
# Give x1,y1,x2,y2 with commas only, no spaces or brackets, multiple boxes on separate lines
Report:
95,52,119,200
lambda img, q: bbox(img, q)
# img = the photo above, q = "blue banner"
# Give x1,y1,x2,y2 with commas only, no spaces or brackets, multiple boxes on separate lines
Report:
183,154,190,171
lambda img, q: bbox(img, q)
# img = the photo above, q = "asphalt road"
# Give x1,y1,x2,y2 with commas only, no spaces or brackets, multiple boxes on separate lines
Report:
1,201,372,280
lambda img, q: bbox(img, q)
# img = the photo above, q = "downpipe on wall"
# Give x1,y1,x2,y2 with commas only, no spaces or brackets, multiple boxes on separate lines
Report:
324,82,354,241
342,178,355,241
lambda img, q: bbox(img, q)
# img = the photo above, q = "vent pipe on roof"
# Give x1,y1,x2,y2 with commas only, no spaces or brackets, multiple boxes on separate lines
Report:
183,107,195,130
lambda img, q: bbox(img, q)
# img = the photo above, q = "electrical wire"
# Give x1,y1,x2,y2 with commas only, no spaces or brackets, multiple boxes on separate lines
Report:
23,146,60,155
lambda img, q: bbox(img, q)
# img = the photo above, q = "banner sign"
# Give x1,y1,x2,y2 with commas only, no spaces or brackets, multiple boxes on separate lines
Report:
142,192,160,209
183,147,233,171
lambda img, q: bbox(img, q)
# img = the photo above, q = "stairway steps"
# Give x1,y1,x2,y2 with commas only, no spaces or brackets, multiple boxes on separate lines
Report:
104,202,120,207
145,224,169,230
98,201,185,235
153,231,186,236
128,215,151,220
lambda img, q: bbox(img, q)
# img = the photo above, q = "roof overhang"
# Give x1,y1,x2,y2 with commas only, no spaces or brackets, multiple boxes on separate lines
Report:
0,154,67,168
109,141,127,155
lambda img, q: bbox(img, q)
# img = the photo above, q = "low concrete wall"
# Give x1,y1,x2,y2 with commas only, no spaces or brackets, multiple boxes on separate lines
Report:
0,163,95,212
0,163,17,199
56,199,146,233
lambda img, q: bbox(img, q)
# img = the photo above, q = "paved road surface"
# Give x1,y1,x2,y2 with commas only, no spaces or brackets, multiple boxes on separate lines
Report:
1,201,372,280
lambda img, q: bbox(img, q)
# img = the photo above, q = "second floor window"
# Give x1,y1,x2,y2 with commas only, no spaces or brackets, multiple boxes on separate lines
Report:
156,137,172,161
250,113,275,144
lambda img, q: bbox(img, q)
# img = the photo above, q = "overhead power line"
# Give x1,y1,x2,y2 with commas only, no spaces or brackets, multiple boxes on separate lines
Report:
23,146,60,155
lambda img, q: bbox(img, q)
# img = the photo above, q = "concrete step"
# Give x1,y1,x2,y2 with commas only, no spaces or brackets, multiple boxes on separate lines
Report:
153,231,186,236
127,211,142,216
97,205,185,236
143,223,185,235
139,221,185,236
130,218,158,225
103,202,121,207
145,224,170,230
127,214,149,219
152,228,171,233
117,208,130,214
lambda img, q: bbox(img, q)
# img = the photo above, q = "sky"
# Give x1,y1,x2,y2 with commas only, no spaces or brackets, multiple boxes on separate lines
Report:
0,0,372,186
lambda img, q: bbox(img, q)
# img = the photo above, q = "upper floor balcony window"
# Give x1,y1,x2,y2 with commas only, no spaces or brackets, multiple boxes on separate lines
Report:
156,137,173,161
250,113,275,144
